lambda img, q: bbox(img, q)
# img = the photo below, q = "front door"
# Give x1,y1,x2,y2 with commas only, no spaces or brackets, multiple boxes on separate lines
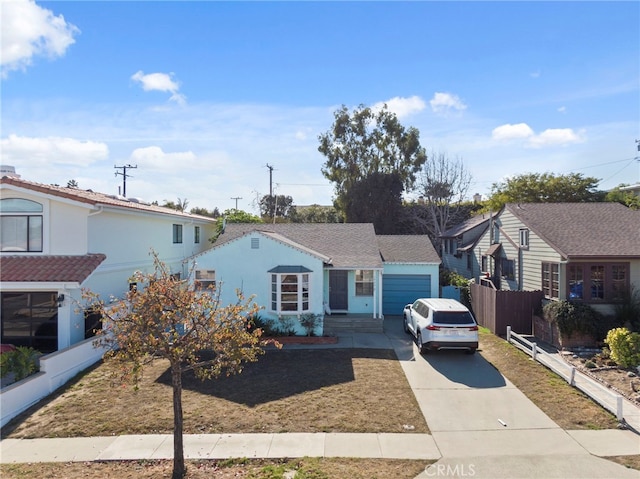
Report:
329,270,348,311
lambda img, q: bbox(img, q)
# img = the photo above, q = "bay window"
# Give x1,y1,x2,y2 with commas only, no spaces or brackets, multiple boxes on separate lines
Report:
271,271,310,313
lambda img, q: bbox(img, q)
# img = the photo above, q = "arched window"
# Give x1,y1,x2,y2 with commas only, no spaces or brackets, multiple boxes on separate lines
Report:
0,198,43,252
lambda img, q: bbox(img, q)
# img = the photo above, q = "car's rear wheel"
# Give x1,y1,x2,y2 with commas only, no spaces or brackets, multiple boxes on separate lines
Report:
465,347,476,355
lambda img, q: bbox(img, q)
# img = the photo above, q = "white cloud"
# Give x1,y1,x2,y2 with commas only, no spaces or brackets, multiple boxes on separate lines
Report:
530,70,541,78
492,123,585,148
131,70,186,105
129,146,203,171
1,0,79,78
528,128,586,148
373,95,426,119
491,123,534,141
0,134,108,166
429,92,467,115
557,106,567,113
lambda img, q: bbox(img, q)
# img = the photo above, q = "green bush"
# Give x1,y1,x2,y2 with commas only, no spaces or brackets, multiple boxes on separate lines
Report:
0,346,40,382
614,286,640,332
605,328,640,368
543,300,603,338
299,313,320,336
440,268,471,308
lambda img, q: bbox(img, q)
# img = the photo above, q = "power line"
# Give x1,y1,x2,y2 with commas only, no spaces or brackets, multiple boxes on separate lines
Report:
230,196,242,210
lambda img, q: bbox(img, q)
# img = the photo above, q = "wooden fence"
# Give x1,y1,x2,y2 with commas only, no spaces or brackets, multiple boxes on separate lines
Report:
470,283,544,336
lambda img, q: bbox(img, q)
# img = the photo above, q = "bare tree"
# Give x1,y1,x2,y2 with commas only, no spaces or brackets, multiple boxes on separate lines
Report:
415,152,472,248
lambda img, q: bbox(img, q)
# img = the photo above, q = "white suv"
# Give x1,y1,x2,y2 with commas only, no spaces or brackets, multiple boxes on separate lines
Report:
403,298,478,354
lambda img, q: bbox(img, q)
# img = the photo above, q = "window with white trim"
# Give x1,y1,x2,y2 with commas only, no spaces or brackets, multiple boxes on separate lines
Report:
542,262,559,299
194,226,200,244
0,198,43,252
271,273,309,313
519,228,529,248
173,224,183,244
195,270,216,290
355,269,374,296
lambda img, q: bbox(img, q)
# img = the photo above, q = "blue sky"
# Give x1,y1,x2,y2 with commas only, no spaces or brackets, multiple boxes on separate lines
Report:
2,1,639,214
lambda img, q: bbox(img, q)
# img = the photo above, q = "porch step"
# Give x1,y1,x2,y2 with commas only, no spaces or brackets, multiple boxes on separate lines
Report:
323,316,384,335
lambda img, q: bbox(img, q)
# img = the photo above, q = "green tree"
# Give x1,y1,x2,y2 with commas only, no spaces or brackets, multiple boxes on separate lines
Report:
605,184,640,210
87,252,267,479
66,179,79,188
343,172,404,233
211,209,263,242
189,206,221,218
290,204,343,223
259,194,296,220
318,104,427,214
485,172,602,211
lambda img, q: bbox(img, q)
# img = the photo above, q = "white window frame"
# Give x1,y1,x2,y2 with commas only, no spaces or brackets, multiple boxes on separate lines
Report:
355,269,374,296
173,224,183,244
0,198,44,252
519,228,530,249
271,273,310,313
195,270,216,290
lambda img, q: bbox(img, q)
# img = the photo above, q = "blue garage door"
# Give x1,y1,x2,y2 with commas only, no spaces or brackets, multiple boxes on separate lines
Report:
383,274,432,315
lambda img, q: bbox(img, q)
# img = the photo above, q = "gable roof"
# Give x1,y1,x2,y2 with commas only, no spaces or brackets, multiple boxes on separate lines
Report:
0,254,107,283
0,176,213,222
505,203,640,258
215,223,383,268
376,235,441,263
441,213,492,238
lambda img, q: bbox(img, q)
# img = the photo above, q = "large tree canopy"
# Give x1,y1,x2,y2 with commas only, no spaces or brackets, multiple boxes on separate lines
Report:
259,194,296,220
485,172,602,211
343,172,404,234
318,104,427,211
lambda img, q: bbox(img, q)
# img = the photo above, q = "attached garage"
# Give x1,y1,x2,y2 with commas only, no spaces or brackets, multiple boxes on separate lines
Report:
382,274,432,316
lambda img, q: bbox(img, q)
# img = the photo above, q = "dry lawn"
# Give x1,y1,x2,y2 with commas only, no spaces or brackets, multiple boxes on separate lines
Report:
478,329,620,430
0,458,430,479
2,348,428,439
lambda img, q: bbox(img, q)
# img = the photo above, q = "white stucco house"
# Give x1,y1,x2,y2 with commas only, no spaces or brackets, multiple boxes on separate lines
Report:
189,223,440,335
0,171,216,353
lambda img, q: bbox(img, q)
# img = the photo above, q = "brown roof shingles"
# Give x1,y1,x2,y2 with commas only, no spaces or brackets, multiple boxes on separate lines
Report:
0,254,107,283
506,203,640,258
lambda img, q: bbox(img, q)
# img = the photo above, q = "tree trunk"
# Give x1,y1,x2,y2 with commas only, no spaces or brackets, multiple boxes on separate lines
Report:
171,362,185,479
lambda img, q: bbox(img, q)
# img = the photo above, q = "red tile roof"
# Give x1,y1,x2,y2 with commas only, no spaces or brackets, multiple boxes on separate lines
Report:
0,176,213,221
0,254,107,283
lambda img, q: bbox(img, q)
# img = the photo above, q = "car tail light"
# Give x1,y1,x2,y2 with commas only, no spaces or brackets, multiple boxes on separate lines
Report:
426,325,440,331
469,325,478,331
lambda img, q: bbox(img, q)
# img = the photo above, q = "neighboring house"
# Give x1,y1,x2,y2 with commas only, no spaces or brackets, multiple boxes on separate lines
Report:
189,224,439,335
440,213,491,279
0,171,216,353
474,203,640,315
619,183,640,197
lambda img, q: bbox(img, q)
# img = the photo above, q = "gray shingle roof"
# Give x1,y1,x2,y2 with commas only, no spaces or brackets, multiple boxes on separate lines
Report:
505,203,640,258
377,235,441,263
217,223,383,268
441,214,491,238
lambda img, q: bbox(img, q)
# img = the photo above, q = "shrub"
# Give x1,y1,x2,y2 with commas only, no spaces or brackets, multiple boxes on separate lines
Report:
299,313,320,336
440,269,471,308
247,314,280,337
614,286,640,332
543,300,603,338
604,328,640,369
0,346,40,382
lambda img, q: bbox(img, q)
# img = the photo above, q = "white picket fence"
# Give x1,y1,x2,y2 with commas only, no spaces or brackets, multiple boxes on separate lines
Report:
506,326,625,422
0,338,106,427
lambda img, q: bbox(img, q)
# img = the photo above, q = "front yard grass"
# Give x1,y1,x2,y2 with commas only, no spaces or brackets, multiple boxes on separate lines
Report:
2,348,428,439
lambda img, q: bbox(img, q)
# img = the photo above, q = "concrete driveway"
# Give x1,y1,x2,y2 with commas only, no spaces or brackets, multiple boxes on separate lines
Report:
384,316,640,479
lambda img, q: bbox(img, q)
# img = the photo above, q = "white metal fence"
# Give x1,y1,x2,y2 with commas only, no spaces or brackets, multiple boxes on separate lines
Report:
506,326,625,422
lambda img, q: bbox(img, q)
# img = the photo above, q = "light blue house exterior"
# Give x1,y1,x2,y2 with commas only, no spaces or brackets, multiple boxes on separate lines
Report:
190,224,440,335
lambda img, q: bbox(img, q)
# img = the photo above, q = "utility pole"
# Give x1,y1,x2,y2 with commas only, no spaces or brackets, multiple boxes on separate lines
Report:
230,196,242,211
266,163,274,198
114,164,137,197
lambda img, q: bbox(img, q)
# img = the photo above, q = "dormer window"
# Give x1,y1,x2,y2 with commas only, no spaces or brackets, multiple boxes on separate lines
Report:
0,198,43,252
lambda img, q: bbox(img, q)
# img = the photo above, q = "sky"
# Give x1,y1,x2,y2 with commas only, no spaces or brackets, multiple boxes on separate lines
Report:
1,1,639,214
